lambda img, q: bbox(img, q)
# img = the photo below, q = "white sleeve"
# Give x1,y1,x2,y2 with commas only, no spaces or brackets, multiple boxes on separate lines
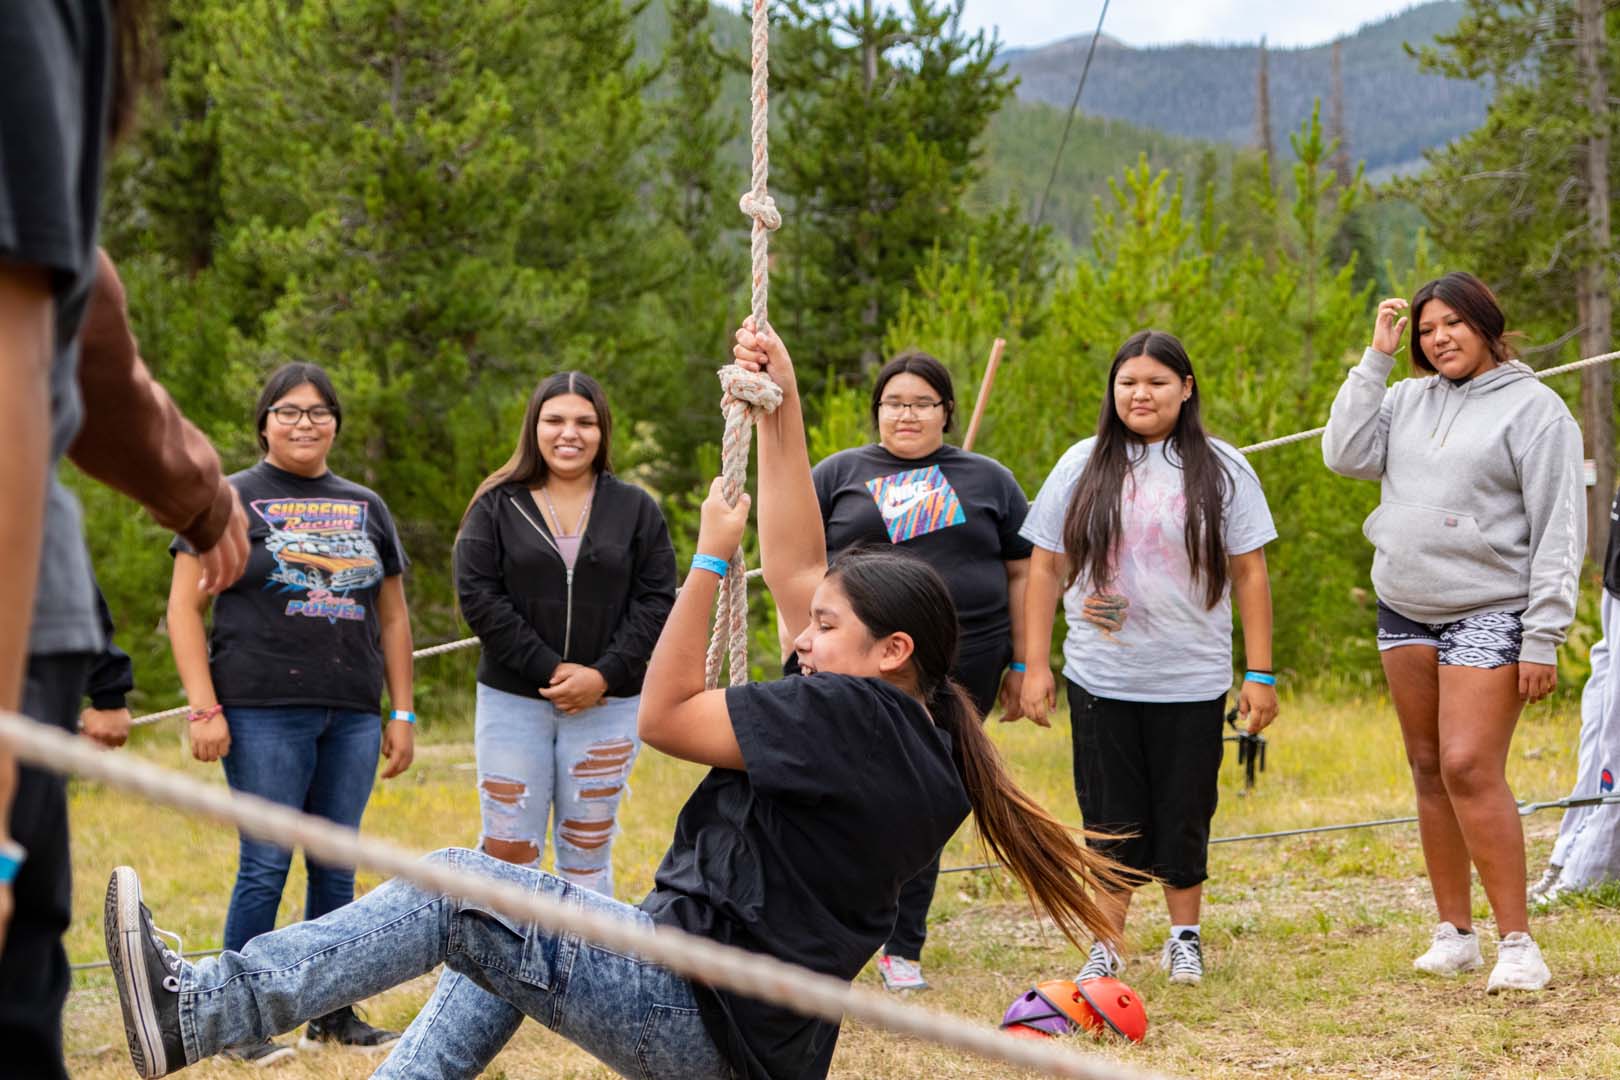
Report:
1220,450,1278,556
1020,441,1091,553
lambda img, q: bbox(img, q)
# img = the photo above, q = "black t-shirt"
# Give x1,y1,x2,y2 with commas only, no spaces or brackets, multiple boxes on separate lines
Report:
3,4,113,656
172,462,407,711
812,444,1032,654
641,673,970,1080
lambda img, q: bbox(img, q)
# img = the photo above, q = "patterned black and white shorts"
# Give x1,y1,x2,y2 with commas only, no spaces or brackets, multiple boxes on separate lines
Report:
1375,603,1523,669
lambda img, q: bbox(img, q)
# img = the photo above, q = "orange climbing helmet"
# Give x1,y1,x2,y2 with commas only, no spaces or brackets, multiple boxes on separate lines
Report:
999,977,1148,1043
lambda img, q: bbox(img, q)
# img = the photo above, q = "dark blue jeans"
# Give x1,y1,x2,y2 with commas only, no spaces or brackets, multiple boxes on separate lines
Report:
219,706,382,951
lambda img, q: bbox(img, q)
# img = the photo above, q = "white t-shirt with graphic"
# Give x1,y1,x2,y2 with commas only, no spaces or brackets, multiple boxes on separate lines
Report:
1020,437,1277,702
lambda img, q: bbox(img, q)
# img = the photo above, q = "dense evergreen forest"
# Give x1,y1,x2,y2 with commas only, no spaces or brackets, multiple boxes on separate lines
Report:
84,0,1616,720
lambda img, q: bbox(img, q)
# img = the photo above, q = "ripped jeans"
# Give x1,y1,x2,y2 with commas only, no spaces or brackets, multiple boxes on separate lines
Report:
474,683,641,896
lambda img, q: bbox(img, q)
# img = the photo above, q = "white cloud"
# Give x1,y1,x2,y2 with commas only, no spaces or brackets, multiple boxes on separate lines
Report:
958,0,1430,50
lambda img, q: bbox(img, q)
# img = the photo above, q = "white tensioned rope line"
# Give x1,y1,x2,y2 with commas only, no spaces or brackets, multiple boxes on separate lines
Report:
3,714,1175,1080
707,0,783,690
1236,348,1620,455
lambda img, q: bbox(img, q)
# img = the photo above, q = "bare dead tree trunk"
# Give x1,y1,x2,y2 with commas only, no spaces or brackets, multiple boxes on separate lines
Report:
1256,36,1274,174
1579,0,1613,563
1330,40,1352,187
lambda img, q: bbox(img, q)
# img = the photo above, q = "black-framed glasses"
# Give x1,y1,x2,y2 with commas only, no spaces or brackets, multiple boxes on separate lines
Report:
269,404,337,426
877,399,944,417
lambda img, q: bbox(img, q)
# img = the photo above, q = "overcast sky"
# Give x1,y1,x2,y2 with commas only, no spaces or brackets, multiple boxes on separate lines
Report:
957,0,1428,49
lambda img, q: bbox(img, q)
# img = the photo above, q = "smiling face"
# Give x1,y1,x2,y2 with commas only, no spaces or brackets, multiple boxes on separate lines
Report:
792,575,915,685
262,381,337,476
1112,353,1192,443
536,393,602,482
1415,298,1495,380
876,372,949,460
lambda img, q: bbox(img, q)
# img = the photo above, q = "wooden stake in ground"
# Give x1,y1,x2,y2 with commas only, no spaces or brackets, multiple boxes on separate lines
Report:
962,337,1006,453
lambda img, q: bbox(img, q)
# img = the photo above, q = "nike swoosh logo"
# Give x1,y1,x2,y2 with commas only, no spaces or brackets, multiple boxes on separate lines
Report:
880,486,946,521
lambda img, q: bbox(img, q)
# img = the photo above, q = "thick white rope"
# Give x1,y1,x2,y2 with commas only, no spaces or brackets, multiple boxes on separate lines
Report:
1236,349,1620,455
4,712,1173,1080
706,0,783,690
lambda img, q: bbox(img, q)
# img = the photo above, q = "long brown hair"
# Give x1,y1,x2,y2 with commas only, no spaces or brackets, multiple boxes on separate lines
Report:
1061,330,1232,610
1408,272,1517,374
828,549,1143,947
464,372,614,522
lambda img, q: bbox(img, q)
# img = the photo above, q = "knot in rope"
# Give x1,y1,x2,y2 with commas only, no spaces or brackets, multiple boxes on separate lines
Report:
738,190,782,232
718,364,784,416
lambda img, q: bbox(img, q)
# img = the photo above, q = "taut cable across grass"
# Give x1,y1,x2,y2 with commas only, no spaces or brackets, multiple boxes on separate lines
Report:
2,710,1182,1080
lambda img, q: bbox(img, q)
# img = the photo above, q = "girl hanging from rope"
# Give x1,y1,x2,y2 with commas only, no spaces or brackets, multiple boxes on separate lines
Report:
1323,272,1584,993
1017,330,1280,989
103,320,1135,1080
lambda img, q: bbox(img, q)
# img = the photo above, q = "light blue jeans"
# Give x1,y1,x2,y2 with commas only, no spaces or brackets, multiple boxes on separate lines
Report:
176,848,734,1080
474,683,641,896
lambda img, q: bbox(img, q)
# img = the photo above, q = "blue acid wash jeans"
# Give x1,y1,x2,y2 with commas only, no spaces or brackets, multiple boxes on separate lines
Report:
219,706,382,951
174,848,735,1080
474,683,641,896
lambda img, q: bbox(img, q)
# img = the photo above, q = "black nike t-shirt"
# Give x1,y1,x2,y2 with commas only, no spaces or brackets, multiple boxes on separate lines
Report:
812,443,1032,654
172,461,406,711
641,672,970,1080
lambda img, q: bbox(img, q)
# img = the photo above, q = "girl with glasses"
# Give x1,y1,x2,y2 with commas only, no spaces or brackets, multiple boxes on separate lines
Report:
165,361,416,1061
810,351,1034,991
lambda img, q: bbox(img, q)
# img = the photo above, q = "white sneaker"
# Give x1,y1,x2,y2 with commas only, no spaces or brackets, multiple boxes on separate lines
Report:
1159,931,1203,986
1528,863,1563,904
1076,940,1121,982
1413,922,1484,976
1487,932,1551,993
876,952,927,991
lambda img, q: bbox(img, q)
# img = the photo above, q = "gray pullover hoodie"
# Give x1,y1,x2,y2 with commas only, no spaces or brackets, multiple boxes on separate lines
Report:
1323,347,1585,666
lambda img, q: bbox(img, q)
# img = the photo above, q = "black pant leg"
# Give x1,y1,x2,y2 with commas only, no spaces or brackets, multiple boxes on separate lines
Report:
0,654,91,1080
884,643,1009,960
1141,695,1227,889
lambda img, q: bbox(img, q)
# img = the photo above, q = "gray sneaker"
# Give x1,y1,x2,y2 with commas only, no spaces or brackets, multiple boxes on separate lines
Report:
1076,940,1121,982
104,867,187,1079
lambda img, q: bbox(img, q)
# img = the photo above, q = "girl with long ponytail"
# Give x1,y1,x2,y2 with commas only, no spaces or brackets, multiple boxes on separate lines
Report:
102,319,1133,1080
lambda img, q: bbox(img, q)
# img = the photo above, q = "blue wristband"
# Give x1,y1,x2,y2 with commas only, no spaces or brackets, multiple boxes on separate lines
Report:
1008,662,1027,673
691,553,730,579
390,710,417,724
0,840,25,886
1244,671,1277,686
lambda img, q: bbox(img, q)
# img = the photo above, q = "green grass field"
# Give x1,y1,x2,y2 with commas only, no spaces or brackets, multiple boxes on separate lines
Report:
62,690,1620,1079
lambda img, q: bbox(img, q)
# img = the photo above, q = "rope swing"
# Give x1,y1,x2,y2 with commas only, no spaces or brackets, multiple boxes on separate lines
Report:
707,0,784,689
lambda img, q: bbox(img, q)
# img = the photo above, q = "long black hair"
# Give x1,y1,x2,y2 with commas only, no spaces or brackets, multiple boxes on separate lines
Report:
465,372,613,519
1061,330,1232,609
825,548,1140,948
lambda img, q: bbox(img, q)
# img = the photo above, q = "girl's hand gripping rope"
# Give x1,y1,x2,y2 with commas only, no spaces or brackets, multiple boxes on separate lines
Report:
698,477,752,562
733,317,798,403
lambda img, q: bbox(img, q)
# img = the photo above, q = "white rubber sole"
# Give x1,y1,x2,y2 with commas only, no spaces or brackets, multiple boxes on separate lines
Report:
106,866,168,1079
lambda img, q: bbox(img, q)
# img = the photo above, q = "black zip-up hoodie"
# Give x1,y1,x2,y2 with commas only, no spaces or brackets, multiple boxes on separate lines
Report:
454,475,677,699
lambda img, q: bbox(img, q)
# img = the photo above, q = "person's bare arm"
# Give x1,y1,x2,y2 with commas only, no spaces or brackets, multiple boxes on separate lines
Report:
1017,546,1066,727
376,575,415,779
732,320,824,645
998,557,1031,721
0,262,55,952
638,480,750,769
167,553,229,761
1230,547,1278,734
